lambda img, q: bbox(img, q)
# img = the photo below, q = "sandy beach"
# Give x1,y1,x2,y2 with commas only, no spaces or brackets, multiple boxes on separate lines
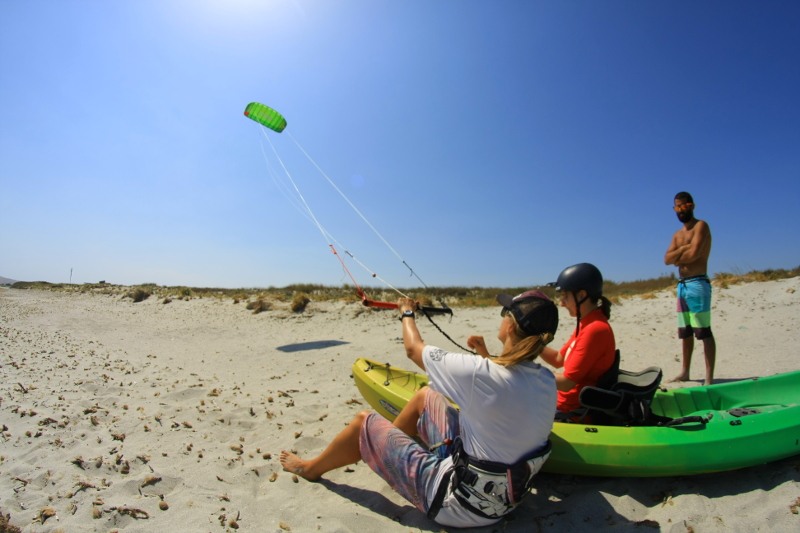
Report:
1,278,799,532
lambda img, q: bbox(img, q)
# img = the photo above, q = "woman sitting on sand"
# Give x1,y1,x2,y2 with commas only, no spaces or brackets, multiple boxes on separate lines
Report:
280,290,558,527
540,263,617,419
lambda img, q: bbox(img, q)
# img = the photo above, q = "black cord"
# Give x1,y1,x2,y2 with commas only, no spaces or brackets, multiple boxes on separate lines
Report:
420,307,476,355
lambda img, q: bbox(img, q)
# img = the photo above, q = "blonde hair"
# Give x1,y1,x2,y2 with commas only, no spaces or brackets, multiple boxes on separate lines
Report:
493,315,555,367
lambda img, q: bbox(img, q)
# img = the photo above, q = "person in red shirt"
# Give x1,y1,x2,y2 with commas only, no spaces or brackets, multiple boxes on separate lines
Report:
540,263,616,416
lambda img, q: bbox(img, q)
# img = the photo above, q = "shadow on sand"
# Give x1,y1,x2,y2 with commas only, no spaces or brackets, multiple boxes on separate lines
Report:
316,454,799,533
276,340,350,353
317,479,441,532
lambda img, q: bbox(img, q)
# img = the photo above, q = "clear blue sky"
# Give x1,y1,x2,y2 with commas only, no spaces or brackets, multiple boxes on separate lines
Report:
2,1,799,290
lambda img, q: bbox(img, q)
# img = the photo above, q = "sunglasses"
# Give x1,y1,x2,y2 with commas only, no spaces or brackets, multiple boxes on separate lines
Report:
673,202,694,212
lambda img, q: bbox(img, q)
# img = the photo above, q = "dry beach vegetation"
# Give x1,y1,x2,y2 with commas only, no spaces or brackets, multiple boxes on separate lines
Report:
7,266,798,310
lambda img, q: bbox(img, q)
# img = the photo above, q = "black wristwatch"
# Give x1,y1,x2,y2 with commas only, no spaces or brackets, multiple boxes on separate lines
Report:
399,310,415,321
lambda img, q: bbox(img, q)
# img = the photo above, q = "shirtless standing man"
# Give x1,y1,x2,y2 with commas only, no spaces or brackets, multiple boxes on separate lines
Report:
664,191,716,384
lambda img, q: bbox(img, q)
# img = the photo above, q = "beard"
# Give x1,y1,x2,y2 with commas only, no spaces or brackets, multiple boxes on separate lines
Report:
677,210,694,223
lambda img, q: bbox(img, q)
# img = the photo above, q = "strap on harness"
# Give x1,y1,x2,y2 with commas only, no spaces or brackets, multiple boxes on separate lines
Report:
426,468,453,520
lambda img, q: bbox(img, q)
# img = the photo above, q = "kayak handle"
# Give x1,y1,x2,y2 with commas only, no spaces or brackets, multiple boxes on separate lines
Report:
661,414,713,427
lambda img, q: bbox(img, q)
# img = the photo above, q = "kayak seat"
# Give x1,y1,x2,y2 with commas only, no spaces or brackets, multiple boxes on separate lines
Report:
595,349,621,390
554,349,620,424
578,361,664,426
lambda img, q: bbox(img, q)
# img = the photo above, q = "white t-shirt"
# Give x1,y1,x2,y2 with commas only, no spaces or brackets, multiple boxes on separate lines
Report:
422,345,556,527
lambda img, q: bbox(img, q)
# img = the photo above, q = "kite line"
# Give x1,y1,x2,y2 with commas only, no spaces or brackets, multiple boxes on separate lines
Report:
245,102,475,352
244,103,447,310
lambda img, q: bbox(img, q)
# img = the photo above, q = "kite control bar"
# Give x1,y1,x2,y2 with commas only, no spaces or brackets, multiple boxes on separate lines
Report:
363,296,469,352
361,297,453,317
359,292,469,351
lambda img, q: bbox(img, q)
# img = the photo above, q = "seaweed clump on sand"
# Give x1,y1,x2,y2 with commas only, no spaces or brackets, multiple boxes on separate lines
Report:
0,510,23,533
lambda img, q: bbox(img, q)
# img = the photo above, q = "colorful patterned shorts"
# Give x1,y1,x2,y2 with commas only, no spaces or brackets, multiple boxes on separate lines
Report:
677,275,713,340
359,388,460,513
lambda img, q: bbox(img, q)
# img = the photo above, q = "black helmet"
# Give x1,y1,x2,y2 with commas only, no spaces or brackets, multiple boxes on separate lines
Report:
553,263,603,299
496,290,559,337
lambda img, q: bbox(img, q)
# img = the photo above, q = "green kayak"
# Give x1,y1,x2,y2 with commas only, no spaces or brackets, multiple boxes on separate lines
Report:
352,358,800,477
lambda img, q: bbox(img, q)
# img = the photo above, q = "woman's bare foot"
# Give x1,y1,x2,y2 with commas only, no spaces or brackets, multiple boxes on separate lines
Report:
279,450,320,481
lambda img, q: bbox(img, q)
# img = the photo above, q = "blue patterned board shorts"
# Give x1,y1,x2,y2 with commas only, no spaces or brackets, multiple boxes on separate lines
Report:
359,388,459,513
677,275,713,340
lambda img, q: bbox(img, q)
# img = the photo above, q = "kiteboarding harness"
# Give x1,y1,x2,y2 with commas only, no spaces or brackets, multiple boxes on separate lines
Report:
427,437,552,520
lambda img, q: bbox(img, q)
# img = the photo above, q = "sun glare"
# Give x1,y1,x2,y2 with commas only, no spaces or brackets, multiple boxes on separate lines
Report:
165,0,305,35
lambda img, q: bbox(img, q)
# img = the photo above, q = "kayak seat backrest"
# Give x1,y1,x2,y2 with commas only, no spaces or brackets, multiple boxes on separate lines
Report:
615,367,663,391
594,349,621,390
579,364,664,426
